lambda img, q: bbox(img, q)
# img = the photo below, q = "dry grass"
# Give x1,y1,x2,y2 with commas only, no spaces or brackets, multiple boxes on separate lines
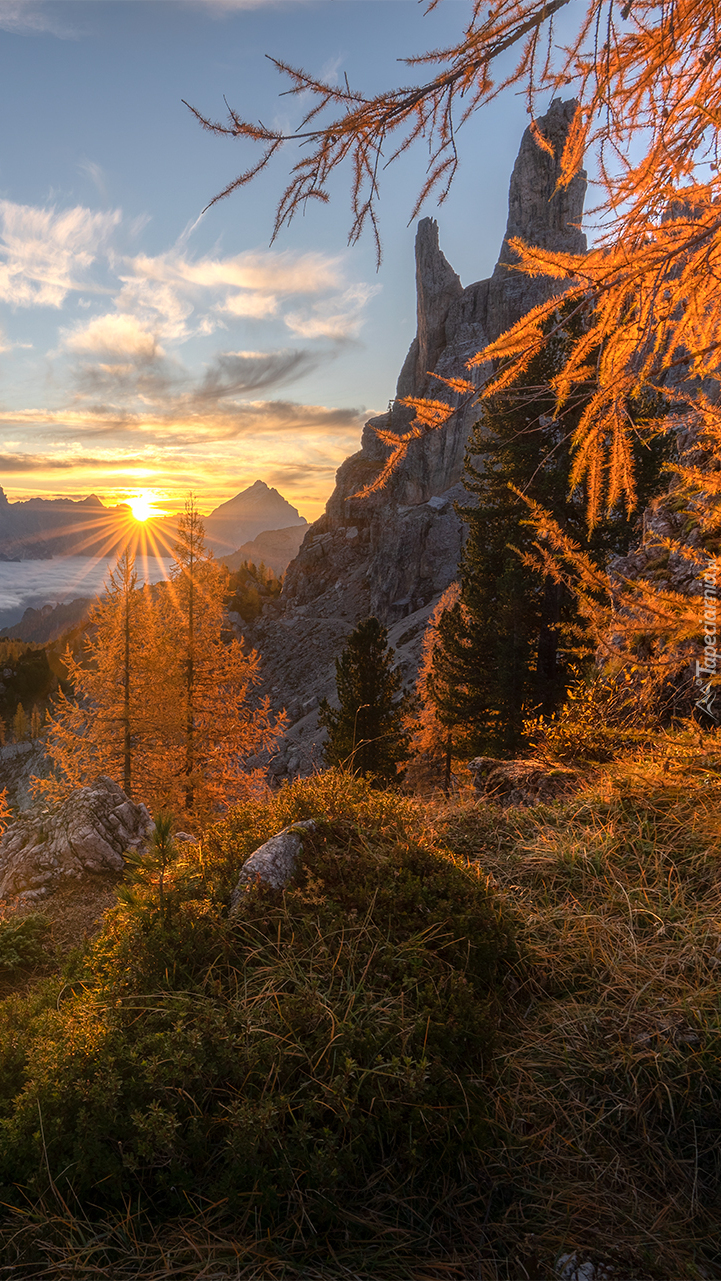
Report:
431,726,721,1279
0,871,123,1000
0,745,718,1278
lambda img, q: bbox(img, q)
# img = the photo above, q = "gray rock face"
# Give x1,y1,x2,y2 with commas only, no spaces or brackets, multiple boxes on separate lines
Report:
251,100,587,780
0,740,55,812
0,776,154,901
488,97,587,342
229,819,317,910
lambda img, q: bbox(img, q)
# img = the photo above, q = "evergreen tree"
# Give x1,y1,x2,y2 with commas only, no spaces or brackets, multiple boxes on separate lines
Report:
154,496,278,815
426,327,671,757
319,616,409,781
405,584,464,793
29,705,43,741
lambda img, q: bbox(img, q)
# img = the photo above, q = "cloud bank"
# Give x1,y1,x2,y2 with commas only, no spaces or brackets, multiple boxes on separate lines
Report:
0,196,378,515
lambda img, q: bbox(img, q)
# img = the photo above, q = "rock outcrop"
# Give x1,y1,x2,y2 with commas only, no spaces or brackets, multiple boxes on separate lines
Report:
0,776,153,901
229,819,317,909
468,757,582,806
249,99,587,779
0,596,95,643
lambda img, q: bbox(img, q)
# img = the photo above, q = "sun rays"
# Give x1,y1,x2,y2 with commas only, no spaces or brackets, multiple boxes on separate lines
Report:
129,493,155,522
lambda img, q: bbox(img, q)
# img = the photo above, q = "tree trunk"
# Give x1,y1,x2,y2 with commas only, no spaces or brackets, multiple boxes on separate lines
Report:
185,547,195,811
443,731,452,796
123,573,132,798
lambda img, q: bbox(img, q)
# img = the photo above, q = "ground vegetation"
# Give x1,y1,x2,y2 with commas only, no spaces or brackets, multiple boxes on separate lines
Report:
0,745,717,1276
0,640,56,740
225,559,282,625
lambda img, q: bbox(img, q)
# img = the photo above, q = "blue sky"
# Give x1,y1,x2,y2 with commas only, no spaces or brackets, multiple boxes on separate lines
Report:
0,0,533,520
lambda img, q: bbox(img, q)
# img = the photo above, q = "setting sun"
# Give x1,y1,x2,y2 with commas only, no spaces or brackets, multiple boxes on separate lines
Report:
129,494,155,522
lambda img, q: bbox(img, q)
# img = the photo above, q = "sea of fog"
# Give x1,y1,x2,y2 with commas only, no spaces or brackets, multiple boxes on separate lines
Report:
0,555,174,629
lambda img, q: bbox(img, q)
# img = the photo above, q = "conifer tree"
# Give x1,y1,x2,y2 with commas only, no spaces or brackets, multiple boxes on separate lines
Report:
405,584,464,793
38,504,281,816
12,703,28,744
29,705,43,741
39,549,147,802
425,329,670,756
319,616,409,781
146,498,281,816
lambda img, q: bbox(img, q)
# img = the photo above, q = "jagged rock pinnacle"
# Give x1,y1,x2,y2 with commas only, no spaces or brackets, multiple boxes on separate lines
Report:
249,101,589,782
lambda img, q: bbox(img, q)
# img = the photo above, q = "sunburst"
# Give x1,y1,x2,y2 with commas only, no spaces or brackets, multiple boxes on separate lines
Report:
129,493,155,522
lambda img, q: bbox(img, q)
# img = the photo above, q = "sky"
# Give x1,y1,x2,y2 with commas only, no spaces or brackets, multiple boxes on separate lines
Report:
0,0,535,522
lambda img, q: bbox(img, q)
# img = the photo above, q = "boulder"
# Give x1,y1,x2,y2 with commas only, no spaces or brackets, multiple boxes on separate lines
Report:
0,776,153,901
229,819,317,910
469,758,581,807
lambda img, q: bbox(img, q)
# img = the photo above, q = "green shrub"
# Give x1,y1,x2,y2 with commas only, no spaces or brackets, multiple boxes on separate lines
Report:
0,772,516,1268
0,914,50,973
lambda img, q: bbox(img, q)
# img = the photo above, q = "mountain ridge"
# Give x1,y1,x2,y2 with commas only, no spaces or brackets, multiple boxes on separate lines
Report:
0,481,306,561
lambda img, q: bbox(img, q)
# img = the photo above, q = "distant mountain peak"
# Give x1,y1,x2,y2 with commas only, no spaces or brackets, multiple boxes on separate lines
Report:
204,481,306,555
208,482,306,522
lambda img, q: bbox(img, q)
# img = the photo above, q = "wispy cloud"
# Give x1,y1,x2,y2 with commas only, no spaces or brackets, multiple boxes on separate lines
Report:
285,283,381,339
0,201,120,308
186,0,313,10
0,451,150,472
0,199,377,345
61,307,334,409
0,196,377,516
0,1,75,36
117,247,347,339
64,313,164,361
78,159,109,204
193,348,330,400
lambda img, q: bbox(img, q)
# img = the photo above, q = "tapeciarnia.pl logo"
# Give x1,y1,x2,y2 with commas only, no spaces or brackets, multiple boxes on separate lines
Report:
695,559,718,721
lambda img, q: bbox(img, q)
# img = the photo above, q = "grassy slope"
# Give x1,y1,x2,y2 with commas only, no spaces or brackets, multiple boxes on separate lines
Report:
0,742,718,1279
434,734,721,1279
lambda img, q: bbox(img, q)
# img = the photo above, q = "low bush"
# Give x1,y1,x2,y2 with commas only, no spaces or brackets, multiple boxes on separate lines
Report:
525,667,661,761
0,770,516,1275
0,914,50,973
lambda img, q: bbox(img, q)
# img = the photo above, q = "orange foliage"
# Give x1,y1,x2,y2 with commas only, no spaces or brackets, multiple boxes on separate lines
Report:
406,583,462,760
190,0,721,523
0,789,12,836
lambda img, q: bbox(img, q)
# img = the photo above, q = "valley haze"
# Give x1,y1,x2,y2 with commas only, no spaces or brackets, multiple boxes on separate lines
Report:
0,479,307,627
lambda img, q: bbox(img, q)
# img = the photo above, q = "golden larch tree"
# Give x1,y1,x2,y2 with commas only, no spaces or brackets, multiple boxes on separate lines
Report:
39,520,282,817
38,550,151,804
141,497,282,817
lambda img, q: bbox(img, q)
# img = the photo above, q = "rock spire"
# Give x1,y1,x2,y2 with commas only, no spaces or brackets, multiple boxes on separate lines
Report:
246,100,588,780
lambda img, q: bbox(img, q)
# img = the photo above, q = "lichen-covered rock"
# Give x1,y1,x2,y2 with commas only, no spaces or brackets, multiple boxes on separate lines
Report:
470,758,581,807
229,819,317,910
0,776,153,901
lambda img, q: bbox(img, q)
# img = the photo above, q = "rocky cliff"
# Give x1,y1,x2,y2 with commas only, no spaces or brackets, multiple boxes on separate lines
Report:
250,99,587,778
